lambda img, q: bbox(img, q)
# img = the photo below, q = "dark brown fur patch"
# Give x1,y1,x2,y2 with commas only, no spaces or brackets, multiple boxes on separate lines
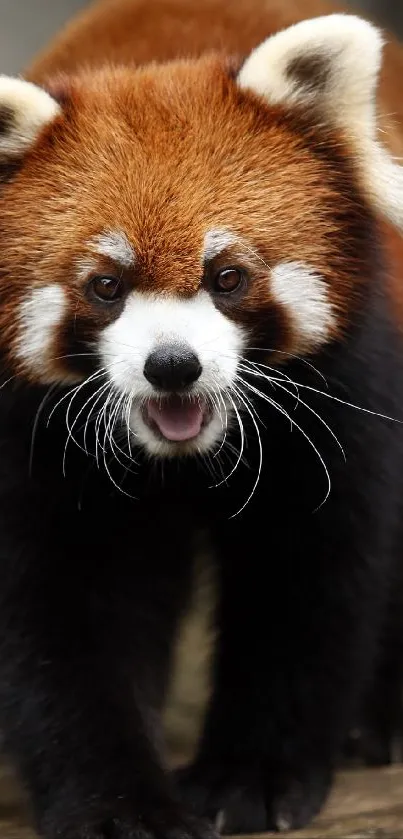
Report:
0,105,15,137
225,55,246,82
0,105,20,182
287,52,332,91
0,160,21,185
41,75,72,108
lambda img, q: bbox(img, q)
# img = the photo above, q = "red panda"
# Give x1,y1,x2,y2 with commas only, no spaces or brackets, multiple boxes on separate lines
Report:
0,0,402,837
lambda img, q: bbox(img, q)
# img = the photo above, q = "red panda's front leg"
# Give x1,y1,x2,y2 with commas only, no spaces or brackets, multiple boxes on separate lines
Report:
176,482,396,833
0,476,214,839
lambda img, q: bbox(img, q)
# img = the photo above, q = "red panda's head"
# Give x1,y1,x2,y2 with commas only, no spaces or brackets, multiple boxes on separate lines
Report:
0,14,402,458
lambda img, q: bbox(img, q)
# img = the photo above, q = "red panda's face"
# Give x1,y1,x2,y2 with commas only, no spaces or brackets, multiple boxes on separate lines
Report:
0,15,401,459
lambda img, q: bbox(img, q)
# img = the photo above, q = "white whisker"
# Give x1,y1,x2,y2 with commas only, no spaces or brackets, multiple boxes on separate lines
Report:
46,368,106,427
106,390,138,473
273,380,346,463
82,382,111,456
209,392,245,489
280,380,401,424
237,377,332,510
227,386,263,518
65,378,110,458
29,384,59,477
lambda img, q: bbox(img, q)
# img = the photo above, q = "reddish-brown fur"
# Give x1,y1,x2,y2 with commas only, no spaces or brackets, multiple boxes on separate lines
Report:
26,0,403,157
0,0,399,383
0,66,357,327
0,0,400,382
25,0,403,324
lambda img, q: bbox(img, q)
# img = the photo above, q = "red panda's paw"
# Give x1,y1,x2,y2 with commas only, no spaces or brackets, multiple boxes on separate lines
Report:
42,809,217,839
263,766,332,833
175,760,332,833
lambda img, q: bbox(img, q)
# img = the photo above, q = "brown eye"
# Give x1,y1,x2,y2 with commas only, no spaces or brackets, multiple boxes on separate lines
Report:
90,275,124,302
213,267,244,294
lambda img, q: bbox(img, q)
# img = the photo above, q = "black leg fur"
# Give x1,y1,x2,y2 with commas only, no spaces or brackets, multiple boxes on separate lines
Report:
0,407,214,839
343,577,403,768
176,287,403,832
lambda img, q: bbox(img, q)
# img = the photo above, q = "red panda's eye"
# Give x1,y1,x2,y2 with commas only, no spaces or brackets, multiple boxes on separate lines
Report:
213,267,244,294
90,275,124,302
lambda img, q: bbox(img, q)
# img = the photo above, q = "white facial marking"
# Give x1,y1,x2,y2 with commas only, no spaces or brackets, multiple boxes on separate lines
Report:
203,228,241,262
0,76,60,156
90,230,136,268
271,261,335,353
16,285,68,381
76,257,98,284
99,290,245,457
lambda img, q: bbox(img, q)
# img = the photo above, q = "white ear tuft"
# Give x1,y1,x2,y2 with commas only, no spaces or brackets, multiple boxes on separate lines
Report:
238,15,383,127
238,15,403,230
0,77,60,158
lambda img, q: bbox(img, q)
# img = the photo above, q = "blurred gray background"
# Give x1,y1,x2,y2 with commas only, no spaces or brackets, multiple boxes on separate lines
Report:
0,0,402,75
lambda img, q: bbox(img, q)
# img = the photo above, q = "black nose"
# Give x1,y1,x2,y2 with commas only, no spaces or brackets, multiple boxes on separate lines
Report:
143,344,202,391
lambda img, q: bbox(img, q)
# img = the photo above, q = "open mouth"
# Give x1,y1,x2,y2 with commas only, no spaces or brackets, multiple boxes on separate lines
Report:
143,395,212,442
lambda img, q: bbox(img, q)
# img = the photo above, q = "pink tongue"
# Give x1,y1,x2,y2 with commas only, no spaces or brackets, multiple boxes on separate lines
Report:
147,397,204,441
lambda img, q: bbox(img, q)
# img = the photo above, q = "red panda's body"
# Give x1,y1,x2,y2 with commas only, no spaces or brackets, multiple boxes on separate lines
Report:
0,2,402,838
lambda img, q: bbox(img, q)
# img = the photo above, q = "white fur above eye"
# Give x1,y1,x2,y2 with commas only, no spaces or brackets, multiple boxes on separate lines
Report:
90,230,136,268
203,228,241,262
237,14,403,231
271,261,335,353
0,77,60,157
16,285,68,381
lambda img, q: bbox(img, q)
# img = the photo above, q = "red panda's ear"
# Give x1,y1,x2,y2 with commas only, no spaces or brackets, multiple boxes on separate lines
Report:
0,76,60,160
237,15,403,232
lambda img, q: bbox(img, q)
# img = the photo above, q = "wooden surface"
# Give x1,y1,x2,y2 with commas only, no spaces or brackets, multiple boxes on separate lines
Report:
287,766,403,837
0,763,403,838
